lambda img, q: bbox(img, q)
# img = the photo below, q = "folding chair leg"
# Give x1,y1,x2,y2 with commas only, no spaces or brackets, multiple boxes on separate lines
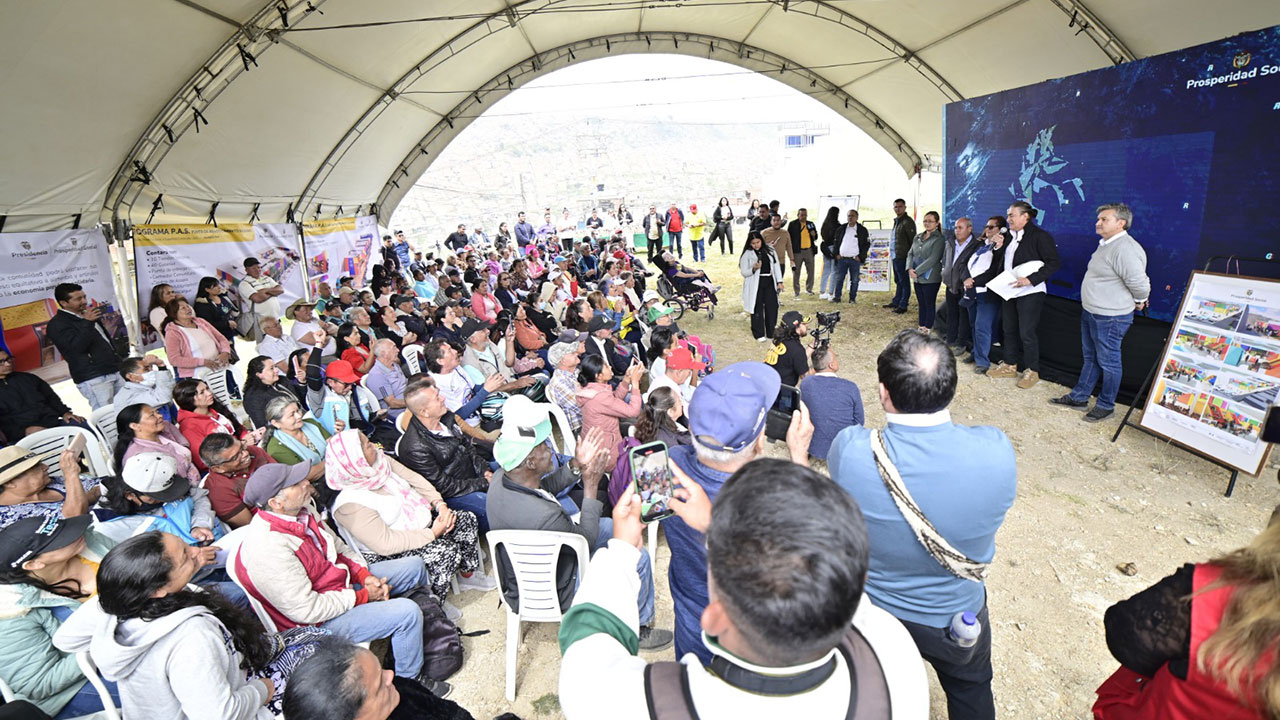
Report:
505,611,519,701
647,522,658,565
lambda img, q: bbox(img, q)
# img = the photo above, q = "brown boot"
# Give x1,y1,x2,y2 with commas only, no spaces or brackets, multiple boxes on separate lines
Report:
1016,369,1040,389
987,362,1017,379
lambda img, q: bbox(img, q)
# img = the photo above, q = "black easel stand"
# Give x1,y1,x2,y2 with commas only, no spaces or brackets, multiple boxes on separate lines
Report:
1111,255,1279,497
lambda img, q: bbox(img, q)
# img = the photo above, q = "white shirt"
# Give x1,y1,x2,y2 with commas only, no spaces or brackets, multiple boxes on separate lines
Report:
257,333,302,364
838,225,861,257
1098,230,1129,247
431,367,479,426
1003,229,1023,273
884,408,951,427
239,275,283,318
290,319,336,355
643,372,694,405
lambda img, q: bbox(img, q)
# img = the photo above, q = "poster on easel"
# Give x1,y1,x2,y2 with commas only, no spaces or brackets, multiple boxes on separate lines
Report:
1139,271,1278,476
132,223,306,347
860,229,892,292
301,215,377,295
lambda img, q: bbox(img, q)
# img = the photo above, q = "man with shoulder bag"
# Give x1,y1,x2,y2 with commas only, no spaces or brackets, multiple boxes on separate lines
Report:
828,330,1017,720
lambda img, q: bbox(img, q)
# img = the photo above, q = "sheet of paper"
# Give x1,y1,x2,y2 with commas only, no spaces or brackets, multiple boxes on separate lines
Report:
988,261,1044,300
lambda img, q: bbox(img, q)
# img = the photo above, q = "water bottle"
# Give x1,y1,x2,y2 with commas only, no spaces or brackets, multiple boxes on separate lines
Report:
947,611,982,647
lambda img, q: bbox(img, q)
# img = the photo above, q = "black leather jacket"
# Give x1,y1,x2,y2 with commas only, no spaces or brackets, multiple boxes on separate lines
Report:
397,414,488,499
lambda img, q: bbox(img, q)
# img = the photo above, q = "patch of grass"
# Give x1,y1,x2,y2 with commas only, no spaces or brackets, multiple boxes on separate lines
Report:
531,693,561,715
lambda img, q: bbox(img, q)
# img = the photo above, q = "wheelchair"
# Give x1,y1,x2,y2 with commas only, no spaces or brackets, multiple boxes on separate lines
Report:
655,273,718,321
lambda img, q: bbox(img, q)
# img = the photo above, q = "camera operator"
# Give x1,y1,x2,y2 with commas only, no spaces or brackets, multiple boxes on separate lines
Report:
765,311,811,386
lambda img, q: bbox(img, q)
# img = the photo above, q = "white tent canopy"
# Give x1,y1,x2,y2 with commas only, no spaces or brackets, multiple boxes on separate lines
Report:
2,0,1276,232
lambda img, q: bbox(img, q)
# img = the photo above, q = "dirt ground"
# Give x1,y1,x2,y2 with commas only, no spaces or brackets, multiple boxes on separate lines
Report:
57,250,1277,719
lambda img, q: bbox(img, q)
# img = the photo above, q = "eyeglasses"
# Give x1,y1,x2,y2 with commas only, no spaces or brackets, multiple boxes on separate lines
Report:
0,357,12,364
984,225,998,229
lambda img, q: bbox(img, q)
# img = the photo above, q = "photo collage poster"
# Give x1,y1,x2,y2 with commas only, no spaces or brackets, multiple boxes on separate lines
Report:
1141,272,1279,475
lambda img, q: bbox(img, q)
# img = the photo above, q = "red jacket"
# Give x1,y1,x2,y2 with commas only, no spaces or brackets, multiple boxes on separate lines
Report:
175,408,242,472
1094,563,1269,720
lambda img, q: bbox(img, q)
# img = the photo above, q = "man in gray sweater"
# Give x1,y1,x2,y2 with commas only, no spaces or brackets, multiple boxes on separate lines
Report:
1050,203,1150,422
485,395,671,649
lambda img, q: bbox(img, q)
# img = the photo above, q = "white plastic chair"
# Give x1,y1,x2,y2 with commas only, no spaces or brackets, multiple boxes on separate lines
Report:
90,403,119,455
16,426,114,479
219,527,279,633
545,402,576,456
486,530,590,701
402,345,424,375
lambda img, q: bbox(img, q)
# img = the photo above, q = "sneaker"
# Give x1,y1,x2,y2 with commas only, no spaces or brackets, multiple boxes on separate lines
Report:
973,365,989,375
639,626,674,651
1083,406,1115,423
987,362,1018,378
416,676,453,699
442,600,463,623
819,293,831,300
757,336,768,342
1016,369,1040,389
457,570,497,592
1049,395,1090,409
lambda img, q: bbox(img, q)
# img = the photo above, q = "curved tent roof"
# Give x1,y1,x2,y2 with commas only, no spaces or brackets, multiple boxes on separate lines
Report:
2,1,1276,232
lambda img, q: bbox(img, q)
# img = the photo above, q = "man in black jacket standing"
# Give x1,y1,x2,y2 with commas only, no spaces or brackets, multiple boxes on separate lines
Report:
942,217,981,355
45,282,121,409
400,378,492,532
886,198,916,313
988,201,1062,389
786,208,819,299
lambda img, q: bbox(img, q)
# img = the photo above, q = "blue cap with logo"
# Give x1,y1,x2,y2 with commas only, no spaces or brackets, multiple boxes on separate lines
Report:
688,362,780,452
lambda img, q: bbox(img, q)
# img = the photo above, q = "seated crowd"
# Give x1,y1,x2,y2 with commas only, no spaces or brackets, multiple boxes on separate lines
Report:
0,219,1272,720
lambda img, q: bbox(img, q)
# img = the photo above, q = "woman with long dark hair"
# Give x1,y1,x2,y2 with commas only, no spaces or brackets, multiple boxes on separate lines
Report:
0,515,121,718
564,298,593,333
494,272,520,309
634,385,690,449
709,196,735,254
575,353,643,468
52,531,326,718
147,284,177,337
242,354,305,430
173,378,255,472
740,230,783,342
907,210,945,332
335,321,375,377
164,298,232,379
818,206,842,300
115,402,201,486
193,276,240,347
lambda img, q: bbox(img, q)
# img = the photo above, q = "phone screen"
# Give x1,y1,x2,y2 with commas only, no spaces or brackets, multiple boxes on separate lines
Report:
630,441,674,523
773,385,800,414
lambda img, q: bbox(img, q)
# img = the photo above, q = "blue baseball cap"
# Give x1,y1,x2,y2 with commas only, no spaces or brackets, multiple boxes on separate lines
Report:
688,362,780,452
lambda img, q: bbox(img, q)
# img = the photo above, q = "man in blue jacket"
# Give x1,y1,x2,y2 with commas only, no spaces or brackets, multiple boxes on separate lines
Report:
514,211,535,257
828,330,1016,720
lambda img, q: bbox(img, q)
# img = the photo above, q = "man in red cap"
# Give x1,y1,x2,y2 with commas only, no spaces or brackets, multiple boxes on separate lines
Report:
686,203,707,263
644,345,703,406
300,331,392,444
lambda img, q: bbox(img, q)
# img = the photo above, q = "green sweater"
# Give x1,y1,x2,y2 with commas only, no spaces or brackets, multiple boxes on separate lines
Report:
0,528,115,715
264,419,331,465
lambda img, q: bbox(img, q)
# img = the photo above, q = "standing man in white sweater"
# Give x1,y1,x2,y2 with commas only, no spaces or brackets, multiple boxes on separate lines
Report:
1050,203,1150,422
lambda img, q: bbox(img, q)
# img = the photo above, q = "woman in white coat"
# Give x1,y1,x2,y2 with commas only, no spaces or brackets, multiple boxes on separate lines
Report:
739,230,784,342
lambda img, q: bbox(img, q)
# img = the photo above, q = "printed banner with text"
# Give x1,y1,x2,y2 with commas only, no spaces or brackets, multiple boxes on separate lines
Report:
133,223,305,346
0,228,124,378
301,215,377,295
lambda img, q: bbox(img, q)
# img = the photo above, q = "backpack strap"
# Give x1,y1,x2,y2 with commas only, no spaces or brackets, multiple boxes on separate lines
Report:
644,661,700,720
838,627,892,720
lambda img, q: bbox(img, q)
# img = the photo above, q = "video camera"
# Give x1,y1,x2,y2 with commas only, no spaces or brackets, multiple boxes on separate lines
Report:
811,310,841,350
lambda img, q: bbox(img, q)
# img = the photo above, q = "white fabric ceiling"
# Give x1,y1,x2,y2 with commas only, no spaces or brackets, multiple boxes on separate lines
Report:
1,0,1276,232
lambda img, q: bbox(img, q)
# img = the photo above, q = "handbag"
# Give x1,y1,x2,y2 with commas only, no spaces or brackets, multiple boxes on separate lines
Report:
403,587,465,681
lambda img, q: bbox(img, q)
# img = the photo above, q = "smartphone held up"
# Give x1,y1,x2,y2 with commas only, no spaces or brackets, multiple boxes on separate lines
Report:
629,441,674,524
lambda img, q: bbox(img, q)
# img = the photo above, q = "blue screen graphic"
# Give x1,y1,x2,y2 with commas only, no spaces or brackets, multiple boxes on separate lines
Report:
945,25,1280,322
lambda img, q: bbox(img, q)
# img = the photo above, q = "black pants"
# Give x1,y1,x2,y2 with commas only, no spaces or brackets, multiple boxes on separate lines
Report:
708,221,734,254
1001,292,1046,372
899,602,995,720
944,289,972,348
751,279,778,340
915,281,941,328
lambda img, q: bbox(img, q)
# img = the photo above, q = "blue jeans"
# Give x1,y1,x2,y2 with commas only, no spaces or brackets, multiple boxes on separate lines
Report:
1069,310,1133,411
891,258,911,308
322,556,431,677
691,239,705,262
967,293,1001,368
446,491,489,534
915,282,941,328
832,257,862,302
592,517,656,626
820,255,836,294
75,373,122,410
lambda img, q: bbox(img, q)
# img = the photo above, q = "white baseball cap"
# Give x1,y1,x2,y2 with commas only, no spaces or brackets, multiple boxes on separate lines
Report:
121,452,189,503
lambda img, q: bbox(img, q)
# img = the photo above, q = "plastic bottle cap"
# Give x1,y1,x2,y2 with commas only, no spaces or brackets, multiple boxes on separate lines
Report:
961,612,977,625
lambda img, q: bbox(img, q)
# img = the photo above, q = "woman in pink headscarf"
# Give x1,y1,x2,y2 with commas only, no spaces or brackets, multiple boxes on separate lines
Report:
324,430,488,599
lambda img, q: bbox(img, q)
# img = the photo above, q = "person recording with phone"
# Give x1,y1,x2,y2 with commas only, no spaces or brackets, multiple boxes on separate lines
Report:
485,396,673,651
664,362,815,666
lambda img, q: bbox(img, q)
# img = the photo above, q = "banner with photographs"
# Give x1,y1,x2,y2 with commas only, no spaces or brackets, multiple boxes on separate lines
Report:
861,229,892,292
301,215,378,296
0,228,126,380
132,223,306,347
1140,271,1279,475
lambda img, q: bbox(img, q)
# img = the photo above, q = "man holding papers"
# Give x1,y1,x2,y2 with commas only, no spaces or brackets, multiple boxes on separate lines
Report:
986,201,1061,389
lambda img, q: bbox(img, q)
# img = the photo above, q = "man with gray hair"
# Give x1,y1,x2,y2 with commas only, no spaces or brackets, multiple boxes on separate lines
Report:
665,361,814,665
364,339,409,421
1050,203,1150,422
546,331,586,433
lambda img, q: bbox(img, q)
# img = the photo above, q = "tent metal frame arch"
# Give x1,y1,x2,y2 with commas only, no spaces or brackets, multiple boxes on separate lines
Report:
316,33,932,223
